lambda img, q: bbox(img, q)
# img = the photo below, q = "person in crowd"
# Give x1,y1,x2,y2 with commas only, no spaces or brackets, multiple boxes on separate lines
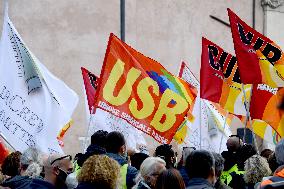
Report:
185,150,216,189
2,147,43,189
261,139,284,187
1,151,22,178
105,131,138,189
76,130,108,169
25,154,73,189
178,147,195,187
222,135,257,170
133,157,166,189
243,155,271,189
212,152,231,189
76,155,120,189
261,149,274,160
221,135,256,189
154,144,176,169
155,168,185,189
130,153,149,171
267,152,280,173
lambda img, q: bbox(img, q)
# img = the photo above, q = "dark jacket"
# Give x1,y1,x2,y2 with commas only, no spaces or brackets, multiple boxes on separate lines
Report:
222,144,256,171
23,179,56,189
77,144,106,167
186,178,215,189
2,175,32,189
76,182,112,189
106,153,138,189
179,166,190,187
244,183,255,189
136,181,151,189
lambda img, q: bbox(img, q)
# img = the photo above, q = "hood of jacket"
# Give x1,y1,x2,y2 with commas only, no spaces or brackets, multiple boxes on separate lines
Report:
106,153,127,166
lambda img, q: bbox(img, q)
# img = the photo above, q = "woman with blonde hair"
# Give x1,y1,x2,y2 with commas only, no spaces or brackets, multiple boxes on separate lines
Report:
243,154,272,189
133,157,166,189
76,155,120,189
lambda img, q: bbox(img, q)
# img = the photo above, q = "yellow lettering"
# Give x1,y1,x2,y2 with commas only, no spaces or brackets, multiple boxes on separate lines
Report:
129,77,159,119
151,89,188,132
103,59,141,106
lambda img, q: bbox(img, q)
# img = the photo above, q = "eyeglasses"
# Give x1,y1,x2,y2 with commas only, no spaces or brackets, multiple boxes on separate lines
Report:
50,155,72,166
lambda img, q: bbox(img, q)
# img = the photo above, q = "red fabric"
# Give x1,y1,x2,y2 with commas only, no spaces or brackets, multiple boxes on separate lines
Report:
0,140,9,165
250,85,274,119
81,67,99,114
228,8,265,84
93,33,195,144
200,37,229,102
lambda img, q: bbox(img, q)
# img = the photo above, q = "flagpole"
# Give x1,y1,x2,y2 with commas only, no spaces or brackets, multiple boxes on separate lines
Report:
241,84,250,143
199,96,202,150
219,111,229,153
241,84,259,153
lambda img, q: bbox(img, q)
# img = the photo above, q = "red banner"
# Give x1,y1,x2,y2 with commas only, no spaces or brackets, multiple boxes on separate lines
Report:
81,67,99,113
228,8,284,87
94,34,196,144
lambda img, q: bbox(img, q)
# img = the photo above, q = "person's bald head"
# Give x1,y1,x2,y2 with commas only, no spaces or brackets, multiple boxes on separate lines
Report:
43,154,73,187
226,136,243,152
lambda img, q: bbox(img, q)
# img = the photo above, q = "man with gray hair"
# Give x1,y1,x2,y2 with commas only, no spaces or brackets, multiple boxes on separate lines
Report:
25,154,73,189
2,147,44,188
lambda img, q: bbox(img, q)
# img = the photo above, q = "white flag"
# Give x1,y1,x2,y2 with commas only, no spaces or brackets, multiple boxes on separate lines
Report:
177,62,231,152
0,5,78,154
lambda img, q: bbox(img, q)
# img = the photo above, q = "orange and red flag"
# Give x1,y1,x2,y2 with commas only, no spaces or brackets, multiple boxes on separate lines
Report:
93,34,196,144
228,8,284,87
200,37,250,116
250,85,284,138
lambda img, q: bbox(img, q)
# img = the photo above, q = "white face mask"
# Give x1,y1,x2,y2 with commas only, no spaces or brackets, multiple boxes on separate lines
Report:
65,172,78,189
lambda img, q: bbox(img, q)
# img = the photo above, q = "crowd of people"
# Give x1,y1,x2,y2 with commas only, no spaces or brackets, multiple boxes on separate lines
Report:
0,130,284,189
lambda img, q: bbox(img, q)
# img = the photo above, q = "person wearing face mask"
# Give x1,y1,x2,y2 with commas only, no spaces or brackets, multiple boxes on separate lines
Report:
105,131,138,189
24,154,73,189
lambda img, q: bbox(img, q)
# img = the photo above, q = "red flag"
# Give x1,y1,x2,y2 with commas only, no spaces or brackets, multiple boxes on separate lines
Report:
81,67,99,113
200,37,249,115
250,85,284,137
94,33,196,144
228,8,284,87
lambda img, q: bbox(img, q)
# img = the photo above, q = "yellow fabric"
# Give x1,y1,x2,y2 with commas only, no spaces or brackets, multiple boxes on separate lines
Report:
119,164,128,189
74,161,81,175
220,164,244,185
